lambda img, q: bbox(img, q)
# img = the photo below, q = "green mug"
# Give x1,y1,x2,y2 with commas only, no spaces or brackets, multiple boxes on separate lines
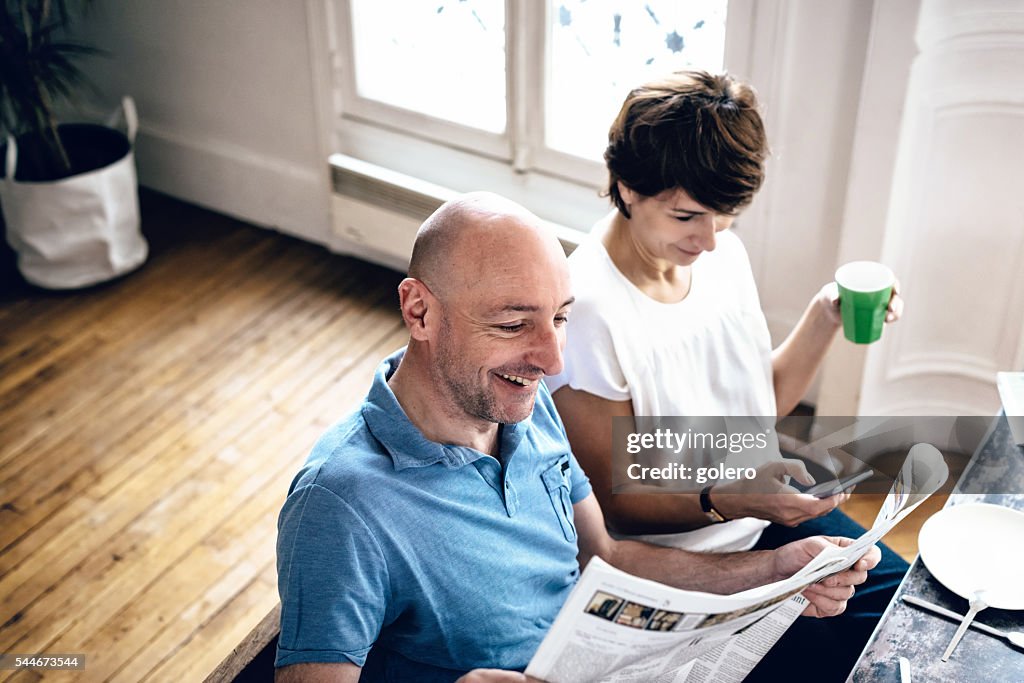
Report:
835,261,895,344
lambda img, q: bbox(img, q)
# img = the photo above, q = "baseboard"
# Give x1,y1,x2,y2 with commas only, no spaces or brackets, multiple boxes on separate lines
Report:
133,123,331,246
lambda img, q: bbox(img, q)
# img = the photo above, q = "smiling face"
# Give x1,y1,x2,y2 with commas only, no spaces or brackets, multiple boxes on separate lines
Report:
619,184,736,269
427,212,574,426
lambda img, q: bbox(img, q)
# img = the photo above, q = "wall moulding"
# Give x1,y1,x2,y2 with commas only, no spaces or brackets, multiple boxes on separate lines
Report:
916,0,1024,46
883,353,1004,386
857,0,1024,416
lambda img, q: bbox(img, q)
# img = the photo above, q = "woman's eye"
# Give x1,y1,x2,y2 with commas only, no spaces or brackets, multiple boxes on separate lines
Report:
674,215,694,222
554,315,569,326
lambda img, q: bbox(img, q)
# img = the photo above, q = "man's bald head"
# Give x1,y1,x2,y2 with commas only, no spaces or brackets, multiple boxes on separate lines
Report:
408,192,562,300
392,191,573,433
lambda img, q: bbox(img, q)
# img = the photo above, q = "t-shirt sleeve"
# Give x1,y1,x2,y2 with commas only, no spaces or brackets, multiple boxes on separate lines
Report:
276,482,390,669
567,451,593,504
546,297,631,402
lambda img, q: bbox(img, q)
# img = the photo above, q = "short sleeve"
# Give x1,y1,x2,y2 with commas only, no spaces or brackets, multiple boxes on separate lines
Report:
567,451,593,504
546,296,631,402
276,483,390,669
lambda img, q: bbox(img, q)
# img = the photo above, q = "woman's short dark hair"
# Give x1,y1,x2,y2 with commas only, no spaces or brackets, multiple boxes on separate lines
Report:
604,70,767,218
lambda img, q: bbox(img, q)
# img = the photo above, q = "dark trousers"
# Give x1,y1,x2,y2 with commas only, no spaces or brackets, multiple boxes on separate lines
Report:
744,509,909,682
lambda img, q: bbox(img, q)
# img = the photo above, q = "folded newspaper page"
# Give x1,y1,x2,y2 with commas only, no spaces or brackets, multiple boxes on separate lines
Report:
526,443,948,683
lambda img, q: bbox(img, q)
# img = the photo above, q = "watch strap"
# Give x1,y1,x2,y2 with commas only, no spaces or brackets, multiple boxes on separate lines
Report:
700,485,727,523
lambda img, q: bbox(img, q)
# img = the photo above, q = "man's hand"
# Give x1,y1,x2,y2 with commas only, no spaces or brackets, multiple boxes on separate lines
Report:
710,460,850,527
773,536,882,618
455,671,544,683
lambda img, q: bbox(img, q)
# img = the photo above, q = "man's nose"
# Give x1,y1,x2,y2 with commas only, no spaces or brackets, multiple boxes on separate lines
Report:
531,322,564,377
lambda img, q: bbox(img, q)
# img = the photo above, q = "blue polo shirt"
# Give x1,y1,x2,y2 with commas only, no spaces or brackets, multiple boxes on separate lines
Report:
275,348,591,679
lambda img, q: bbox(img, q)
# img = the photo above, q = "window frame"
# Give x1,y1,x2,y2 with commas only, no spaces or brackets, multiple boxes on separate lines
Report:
334,0,514,162
329,0,769,225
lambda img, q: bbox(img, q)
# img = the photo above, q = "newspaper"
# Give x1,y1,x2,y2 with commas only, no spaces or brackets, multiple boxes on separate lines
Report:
525,443,948,683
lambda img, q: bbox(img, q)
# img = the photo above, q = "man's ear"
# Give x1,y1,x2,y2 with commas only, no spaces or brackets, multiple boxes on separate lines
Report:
397,277,437,341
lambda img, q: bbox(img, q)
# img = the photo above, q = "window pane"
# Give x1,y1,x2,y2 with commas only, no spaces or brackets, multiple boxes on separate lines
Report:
546,0,728,160
350,0,506,133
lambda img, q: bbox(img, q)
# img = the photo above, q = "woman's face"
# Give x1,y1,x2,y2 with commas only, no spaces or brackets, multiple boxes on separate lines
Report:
619,184,735,267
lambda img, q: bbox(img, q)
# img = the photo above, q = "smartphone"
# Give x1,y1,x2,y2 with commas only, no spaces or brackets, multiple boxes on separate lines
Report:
796,469,874,498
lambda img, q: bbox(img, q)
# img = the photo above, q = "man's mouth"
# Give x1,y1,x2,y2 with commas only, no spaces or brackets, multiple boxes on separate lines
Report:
498,373,537,387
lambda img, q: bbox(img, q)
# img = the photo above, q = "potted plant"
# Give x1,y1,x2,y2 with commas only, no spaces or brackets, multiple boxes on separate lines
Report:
0,0,146,289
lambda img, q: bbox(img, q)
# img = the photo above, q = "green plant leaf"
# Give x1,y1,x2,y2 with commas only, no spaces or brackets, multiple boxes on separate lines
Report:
0,0,101,173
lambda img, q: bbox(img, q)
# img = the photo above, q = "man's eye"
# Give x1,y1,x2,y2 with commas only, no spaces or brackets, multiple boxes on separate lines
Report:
497,323,524,332
554,315,569,326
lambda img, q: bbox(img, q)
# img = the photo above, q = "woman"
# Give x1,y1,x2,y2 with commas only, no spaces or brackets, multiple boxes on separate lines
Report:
547,69,906,679
549,69,905,548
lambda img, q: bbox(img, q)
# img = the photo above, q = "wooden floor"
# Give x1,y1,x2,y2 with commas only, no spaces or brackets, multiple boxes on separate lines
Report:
0,190,936,682
0,191,407,682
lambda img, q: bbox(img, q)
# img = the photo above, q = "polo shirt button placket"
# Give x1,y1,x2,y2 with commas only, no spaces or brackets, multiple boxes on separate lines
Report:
504,480,517,516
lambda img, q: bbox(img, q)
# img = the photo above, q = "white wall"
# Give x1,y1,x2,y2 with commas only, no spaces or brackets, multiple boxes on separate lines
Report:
73,0,331,244
816,0,923,415
738,0,875,354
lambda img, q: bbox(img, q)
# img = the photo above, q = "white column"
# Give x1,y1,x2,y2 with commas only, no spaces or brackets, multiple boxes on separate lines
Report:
858,0,1024,415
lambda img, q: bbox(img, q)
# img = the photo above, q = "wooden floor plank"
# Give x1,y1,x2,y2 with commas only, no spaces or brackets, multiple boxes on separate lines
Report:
138,564,281,683
0,267,336,571
5,319,404,661
0,293,402,650
0,235,313,467
0,281,399,581
0,250,341,521
0,244,387,522
0,227,266,406
0,248,278,487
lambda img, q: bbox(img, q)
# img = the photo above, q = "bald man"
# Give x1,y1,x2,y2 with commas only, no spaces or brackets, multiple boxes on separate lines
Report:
274,193,880,682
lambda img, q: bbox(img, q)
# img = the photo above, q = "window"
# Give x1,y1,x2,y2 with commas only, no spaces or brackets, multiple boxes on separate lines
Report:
331,0,757,227
545,0,728,161
348,0,507,134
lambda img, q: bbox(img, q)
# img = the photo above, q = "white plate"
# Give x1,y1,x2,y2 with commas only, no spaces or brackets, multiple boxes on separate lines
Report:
918,503,1024,609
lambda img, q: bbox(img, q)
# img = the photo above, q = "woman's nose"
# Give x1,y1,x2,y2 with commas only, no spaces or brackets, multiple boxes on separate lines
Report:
695,215,718,252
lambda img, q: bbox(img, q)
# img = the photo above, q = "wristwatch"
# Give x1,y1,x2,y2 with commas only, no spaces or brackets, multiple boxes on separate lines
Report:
700,485,728,523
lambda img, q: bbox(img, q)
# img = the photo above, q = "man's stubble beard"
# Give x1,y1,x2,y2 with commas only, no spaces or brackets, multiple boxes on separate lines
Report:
434,313,533,425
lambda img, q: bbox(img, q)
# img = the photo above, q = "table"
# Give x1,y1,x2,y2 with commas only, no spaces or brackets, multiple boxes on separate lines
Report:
850,414,1024,682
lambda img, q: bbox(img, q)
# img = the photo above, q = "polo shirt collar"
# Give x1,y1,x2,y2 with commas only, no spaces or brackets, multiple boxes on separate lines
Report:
362,348,529,471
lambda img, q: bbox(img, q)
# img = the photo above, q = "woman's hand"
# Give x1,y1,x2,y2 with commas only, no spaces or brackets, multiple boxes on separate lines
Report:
709,460,850,527
773,277,903,416
816,278,905,327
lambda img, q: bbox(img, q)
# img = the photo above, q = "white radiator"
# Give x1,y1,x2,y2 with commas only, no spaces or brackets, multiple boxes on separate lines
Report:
329,154,580,272
329,154,457,271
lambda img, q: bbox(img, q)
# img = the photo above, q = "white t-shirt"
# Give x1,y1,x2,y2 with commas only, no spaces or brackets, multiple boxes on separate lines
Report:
547,229,778,551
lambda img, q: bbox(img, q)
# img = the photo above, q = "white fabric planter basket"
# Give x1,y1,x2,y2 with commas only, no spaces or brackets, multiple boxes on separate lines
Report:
1,96,147,289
